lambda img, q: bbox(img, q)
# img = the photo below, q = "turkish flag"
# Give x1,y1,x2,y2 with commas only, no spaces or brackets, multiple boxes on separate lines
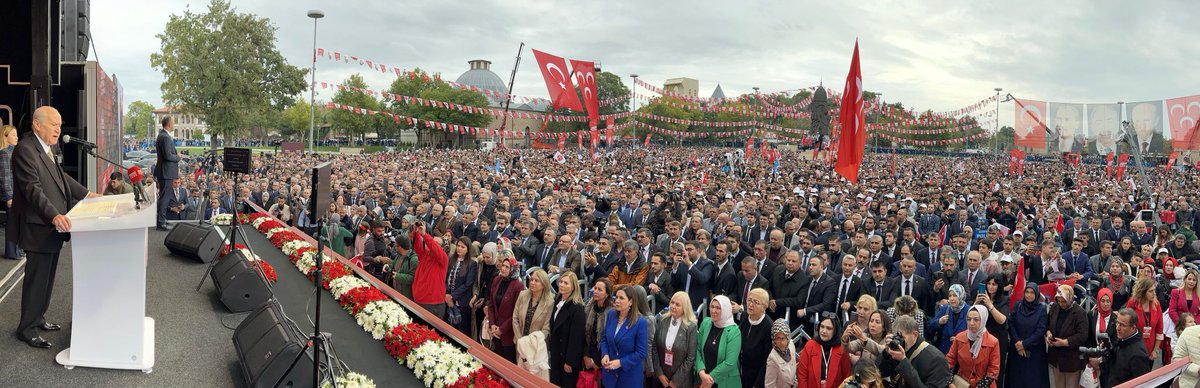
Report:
1116,153,1129,179
1013,98,1048,150
746,138,755,159
569,59,601,128
532,49,583,112
1105,152,1115,177
590,127,599,160
1167,151,1179,170
834,41,866,183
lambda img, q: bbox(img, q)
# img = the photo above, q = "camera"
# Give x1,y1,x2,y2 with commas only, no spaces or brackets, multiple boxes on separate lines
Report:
1079,333,1110,359
887,333,905,351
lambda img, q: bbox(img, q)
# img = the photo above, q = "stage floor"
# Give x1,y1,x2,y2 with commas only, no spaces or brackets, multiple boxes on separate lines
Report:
0,223,417,387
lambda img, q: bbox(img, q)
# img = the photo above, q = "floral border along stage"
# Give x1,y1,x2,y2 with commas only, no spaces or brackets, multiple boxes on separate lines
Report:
245,213,509,388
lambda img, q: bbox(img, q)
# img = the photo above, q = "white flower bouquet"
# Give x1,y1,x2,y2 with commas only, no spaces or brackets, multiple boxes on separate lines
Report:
211,214,232,225
406,341,481,388
355,300,412,340
321,372,376,388
329,276,372,299
281,240,313,256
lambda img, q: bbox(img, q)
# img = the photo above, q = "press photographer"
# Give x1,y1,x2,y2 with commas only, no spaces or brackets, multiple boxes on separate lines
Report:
361,221,393,282
1087,308,1151,388
878,315,952,388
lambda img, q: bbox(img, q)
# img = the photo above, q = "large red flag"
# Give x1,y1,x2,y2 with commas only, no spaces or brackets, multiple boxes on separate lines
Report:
569,60,600,128
557,134,566,152
1013,98,1048,150
1009,258,1026,310
644,134,651,147
834,41,866,183
531,49,583,112
1105,152,1115,177
746,138,755,159
1167,151,1179,170
1116,153,1129,179
1009,148,1020,174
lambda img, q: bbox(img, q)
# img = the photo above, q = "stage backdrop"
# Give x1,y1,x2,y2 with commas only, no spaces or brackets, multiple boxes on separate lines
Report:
1014,95,1200,155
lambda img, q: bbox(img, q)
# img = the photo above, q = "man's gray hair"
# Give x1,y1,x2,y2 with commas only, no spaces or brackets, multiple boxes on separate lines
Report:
1117,307,1140,327
892,315,919,335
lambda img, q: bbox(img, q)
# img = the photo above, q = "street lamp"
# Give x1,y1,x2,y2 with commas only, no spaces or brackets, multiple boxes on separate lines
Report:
307,9,324,154
630,74,638,111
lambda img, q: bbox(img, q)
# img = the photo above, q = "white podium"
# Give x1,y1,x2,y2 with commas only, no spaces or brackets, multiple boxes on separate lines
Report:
56,187,157,373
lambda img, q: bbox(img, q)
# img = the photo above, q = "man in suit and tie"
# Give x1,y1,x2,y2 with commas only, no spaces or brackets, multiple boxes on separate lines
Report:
751,241,777,280
9,106,101,348
654,220,686,254
451,209,481,244
153,116,180,230
1107,216,1129,243
644,252,674,314
165,179,188,221
915,233,942,270
769,250,808,331
532,229,558,272
547,234,582,276
710,241,738,298
1062,238,1095,281
831,254,863,322
674,240,714,311
731,256,769,320
862,261,898,309
895,256,933,317
795,253,835,335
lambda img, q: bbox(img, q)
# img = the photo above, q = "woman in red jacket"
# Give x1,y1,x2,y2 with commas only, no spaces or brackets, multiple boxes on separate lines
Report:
1169,269,1200,323
947,305,1000,387
410,222,449,319
1128,277,1165,361
485,256,524,363
797,316,851,388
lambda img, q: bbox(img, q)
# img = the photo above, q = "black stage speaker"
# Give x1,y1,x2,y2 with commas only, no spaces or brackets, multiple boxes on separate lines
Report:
232,300,313,388
164,222,222,263
210,250,273,313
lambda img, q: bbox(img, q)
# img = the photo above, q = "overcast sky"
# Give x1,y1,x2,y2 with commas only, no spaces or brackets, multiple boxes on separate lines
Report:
92,0,1198,129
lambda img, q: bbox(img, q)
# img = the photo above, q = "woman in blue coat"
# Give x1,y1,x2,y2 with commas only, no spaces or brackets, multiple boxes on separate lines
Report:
929,284,970,353
600,284,649,388
1006,284,1051,388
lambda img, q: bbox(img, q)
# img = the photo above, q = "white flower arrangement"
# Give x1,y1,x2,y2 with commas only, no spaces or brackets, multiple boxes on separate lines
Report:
281,240,313,256
355,300,411,340
295,252,336,275
211,214,232,225
251,216,269,228
321,372,376,388
265,227,289,239
406,341,480,388
329,277,372,299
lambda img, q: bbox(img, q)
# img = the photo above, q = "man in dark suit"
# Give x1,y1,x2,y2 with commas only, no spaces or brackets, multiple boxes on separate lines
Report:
644,252,674,314
731,256,769,321
895,256,933,316
450,209,482,244
796,252,835,335
674,240,714,311
830,254,863,322
862,260,899,309
8,106,99,348
709,241,738,298
153,116,180,230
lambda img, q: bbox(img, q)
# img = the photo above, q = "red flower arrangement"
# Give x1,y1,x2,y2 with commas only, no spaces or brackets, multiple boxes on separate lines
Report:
308,262,353,289
256,219,285,234
384,323,444,360
220,243,248,257
253,259,278,284
337,286,388,315
268,231,302,248
288,246,315,264
448,367,510,388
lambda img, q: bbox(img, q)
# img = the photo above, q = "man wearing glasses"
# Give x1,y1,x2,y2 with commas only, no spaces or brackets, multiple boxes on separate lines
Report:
1090,308,1151,388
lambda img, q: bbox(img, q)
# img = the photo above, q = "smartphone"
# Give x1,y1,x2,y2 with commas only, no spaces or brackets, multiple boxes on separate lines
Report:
849,312,859,324
977,284,986,296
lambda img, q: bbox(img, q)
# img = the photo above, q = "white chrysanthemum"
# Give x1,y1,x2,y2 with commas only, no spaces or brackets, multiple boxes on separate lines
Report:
330,277,371,299
281,240,312,256
321,372,375,388
211,214,233,226
355,301,411,339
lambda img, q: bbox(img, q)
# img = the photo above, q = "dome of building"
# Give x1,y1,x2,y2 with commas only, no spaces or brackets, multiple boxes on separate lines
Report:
455,60,507,106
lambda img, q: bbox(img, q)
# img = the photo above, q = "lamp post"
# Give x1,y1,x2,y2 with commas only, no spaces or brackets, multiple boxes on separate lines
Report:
630,74,638,145
307,10,324,154
993,87,1002,152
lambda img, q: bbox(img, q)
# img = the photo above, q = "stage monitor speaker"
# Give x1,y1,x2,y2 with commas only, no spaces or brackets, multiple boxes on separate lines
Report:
232,300,314,388
210,250,273,313
164,222,222,263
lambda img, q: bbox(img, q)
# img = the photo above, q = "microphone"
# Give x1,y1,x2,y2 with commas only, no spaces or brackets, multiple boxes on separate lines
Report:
127,165,145,184
62,135,98,149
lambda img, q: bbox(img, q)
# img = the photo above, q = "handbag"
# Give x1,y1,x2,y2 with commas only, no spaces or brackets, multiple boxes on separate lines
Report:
576,368,600,388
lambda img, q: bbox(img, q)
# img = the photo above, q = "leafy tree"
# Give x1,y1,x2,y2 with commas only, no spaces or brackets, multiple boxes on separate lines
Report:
123,100,156,137
329,74,385,144
150,0,306,148
280,99,327,140
385,69,488,146
634,96,701,141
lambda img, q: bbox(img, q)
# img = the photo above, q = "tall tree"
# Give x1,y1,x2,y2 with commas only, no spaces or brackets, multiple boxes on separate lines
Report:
385,69,489,146
330,74,383,144
150,0,306,148
123,100,156,137
280,99,326,140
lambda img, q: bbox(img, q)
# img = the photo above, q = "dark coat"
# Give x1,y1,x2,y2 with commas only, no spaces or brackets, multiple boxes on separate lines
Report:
650,316,695,388
153,129,180,180
674,257,715,310
487,276,524,346
548,299,587,387
1045,302,1089,372
6,136,88,252
1101,331,1151,388
862,276,899,310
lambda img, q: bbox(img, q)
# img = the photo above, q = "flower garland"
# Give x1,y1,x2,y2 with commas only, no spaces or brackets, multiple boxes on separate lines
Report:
242,212,508,388
211,214,233,226
322,372,376,388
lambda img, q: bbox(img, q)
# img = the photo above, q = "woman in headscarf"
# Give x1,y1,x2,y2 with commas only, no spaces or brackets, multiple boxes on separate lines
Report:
1006,284,1050,388
929,284,970,353
472,241,500,341
696,295,742,388
796,315,851,388
1099,258,1134,309
739,288,774,387
1127,276,1164,362
975,274,1009,387
651,292,696,388
765,319,797,388
947,305,1000,388
1083,287,1117,388
484,255,524,363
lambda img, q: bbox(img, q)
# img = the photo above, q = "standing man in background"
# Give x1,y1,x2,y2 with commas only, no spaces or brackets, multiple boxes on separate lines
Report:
153,116,180,231
8,106,100,349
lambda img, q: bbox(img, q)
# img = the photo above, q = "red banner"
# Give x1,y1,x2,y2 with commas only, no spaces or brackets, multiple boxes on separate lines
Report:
557,135,566,152
1167,151,1179,170
1115,153,1129,179
569,60,600,127
1166,95,1200,150
834,41,866,183
1009,148,1025,175
1013,98,1047,149
1105,152,1115,177
644,134,651,147
532,49,584,112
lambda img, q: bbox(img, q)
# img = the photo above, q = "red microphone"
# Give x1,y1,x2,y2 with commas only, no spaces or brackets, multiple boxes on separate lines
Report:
127,165,144,184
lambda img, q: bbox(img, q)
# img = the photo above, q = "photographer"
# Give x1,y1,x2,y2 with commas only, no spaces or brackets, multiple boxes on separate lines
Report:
1089,308,1151,388
878,315,952,388
361,221,393,282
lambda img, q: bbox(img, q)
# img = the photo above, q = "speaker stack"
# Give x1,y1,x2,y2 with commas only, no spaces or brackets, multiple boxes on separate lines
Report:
164,222,223,263
232,300,314,388
210,250,274,313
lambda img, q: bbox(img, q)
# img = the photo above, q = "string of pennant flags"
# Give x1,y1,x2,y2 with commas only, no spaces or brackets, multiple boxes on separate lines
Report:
870,131,989,146
317,81,634,122
635,121,753,138
327,102,643,140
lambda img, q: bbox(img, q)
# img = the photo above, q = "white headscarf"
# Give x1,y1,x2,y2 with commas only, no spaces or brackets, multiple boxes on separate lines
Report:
966,304,990,358
713,295,736,329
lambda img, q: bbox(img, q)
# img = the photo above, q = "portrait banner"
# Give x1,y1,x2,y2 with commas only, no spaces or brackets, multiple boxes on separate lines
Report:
1166,95,1200,150
1086,104,1121,155
1048,103,1085,153
1013,99,1047,150
1126,100,1166,154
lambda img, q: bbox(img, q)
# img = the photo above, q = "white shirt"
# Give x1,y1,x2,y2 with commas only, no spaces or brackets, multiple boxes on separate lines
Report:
665,319,682,349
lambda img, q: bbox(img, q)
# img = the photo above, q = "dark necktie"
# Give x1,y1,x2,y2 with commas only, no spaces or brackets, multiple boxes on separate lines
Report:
806,278,819,306
967,272,974,287
838,278,849,306
876,283,883,299
904,279,912,296
1095,230,1100,242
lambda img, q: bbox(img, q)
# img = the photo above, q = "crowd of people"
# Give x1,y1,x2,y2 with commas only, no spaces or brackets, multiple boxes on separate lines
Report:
167,142,1200,388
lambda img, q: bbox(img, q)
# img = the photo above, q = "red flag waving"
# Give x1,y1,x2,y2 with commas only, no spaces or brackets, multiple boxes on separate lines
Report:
644,134,651,147
1116,153,1129,179
1105,152,1115,177
569,60,600,128
531,49,584,112
834,41,866,183
1009,258,1026,310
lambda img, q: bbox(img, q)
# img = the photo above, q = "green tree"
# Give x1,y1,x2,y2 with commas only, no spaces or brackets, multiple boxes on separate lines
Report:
150,0,306,148
635,96,701,141
280,99,325,140
123,100,156,137
330,74,383,144
385,69,488,147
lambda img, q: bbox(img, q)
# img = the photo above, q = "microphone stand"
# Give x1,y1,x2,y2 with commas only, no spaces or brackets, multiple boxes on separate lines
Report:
82,147,148,209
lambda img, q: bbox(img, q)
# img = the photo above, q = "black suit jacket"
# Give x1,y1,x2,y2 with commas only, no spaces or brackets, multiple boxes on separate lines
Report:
732,274,769,309
644,270,675,313
896,275,933,315
153,129,180,180
829,274,863,312
451,220,482,243
674,258,714,309
861,277,899,309
710,259,738,298
800,273,836,316
548,299,586,372
6,136,88,252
